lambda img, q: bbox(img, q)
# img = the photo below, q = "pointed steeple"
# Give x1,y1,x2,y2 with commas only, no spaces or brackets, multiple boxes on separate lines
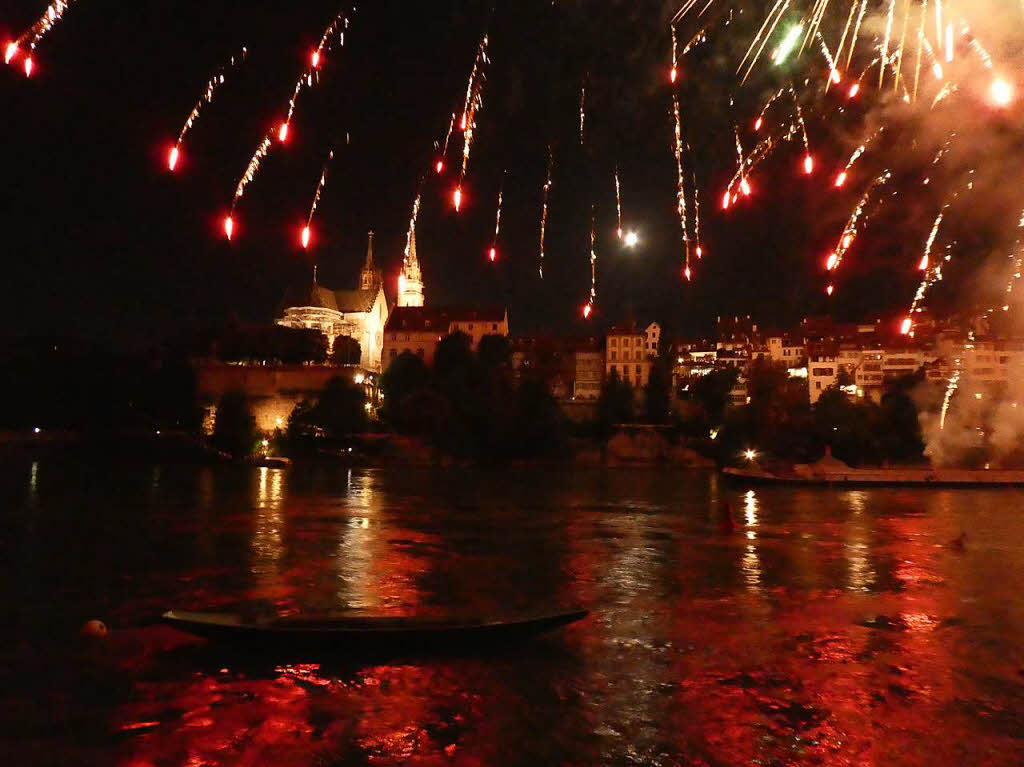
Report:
360,230,379,291
398,225,425,307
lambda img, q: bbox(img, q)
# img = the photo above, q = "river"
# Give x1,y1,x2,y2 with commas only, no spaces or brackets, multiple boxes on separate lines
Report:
1,460,1022,765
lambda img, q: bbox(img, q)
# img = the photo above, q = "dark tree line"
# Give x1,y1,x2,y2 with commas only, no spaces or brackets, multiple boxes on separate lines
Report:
381,333,567,461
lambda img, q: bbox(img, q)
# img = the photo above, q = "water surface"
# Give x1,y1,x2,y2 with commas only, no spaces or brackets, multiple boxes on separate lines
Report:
1,461,1022,765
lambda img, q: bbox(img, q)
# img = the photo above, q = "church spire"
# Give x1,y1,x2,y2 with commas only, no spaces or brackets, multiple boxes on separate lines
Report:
360,230,380,292
398,225,425,307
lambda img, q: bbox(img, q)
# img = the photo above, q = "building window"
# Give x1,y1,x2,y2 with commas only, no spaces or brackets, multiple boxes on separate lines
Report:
611,338,617,347
635,365,641,374
389,349,397,360
611,364,617,374
492,323,498,331
611,351,617,361
416,348,424,358
816,381,822,390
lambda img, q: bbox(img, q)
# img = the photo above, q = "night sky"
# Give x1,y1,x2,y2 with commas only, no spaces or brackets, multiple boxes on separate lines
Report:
0,1,952,347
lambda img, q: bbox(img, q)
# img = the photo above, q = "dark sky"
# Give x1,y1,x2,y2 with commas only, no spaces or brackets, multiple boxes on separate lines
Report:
0,1,938,347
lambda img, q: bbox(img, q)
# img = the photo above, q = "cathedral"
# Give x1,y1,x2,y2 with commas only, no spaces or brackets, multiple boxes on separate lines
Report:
276,228,426,372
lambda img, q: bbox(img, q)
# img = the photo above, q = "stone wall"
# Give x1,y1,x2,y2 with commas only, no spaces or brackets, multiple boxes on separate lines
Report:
196,362,362,433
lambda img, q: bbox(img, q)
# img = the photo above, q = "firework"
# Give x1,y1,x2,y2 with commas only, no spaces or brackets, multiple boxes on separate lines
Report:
436,112,457,174
168,47,247,172
539,146,553,279
672,92,691,277
614,166,623,239
790,87,813,174
903,208,948,332
879,0,897,89
404,189,423,267
584,206,597,317
490,175,504,262
4,0,79,74
824,170,892,285
691,162,703,259
670,25,679,84
579,82,586,145
278,10,348,145
738,0,791,83
834,127,882,187
299,149,335,250
772,23,804,67
753,87,786,131
455,32,490,209
225,133,273,240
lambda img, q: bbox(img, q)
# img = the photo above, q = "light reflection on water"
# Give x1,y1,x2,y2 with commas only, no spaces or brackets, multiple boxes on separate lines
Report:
2,463,1024,765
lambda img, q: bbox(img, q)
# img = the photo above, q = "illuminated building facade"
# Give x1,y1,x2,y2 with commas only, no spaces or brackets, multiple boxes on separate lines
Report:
397,229,425,308
277,232,389,372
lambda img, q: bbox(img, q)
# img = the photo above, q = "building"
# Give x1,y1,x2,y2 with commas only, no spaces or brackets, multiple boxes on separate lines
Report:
767,335,806,366
606,325,652,389
808,357,840,404
382,306,509,368
397,229,425,308
573,339,605,400
644,322,662,356
277,232,389,372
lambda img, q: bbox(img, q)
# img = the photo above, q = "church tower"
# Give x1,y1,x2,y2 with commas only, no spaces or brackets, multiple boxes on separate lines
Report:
360,231,381,292
398,227,425,307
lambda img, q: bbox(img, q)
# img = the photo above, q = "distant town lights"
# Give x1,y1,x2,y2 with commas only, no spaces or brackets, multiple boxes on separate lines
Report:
624,231,640,248
744,449,757,461
353,373,365,384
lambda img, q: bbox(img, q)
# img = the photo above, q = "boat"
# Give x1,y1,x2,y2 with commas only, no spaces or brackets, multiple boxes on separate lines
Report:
161,608,589,651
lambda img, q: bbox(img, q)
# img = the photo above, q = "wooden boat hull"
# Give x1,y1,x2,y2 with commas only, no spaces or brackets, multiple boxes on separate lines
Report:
161,609,589,652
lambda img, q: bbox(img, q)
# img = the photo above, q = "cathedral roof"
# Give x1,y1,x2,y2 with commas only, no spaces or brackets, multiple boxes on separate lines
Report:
282,283,380,315
283,282,340,312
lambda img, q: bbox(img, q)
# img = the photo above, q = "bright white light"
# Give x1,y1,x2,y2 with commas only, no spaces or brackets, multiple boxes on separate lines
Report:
744,449,757,460
990,78,1014,107
624,231,639,248
33,427,41,434
353,373,365,384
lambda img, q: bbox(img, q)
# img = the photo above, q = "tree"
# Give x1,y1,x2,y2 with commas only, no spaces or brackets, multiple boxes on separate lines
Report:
477,334,511,368
433,332,475,380
380,351,430,432
330,336,362,366
314,376,368,438
512,375,567,457
597,370,635,434
877,377,925,462
691,368,739,425
812,387,878,465
211,391,256,458
644,357,672,424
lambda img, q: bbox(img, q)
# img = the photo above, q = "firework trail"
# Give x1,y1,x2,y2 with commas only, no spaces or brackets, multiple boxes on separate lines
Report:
672,92,691,279
614,166,623,239
880,0,897,89
436,111,457,174
903,207,949,333
738,0,791,83
224,132,273,240
834,127,882,187
4,0,79,76
278,9,348,144
670,24,679,84
539,146,553,279
579,82,587,144
403,188,423,266
754,87,786,131
583,207,597,319
790,86,813,174
847,0,870,68
940,341,965,430
691,161,703,259
489,173,504,262
818,33,841,86
824,170,892,291
454,32,490,211
168,47,247,172
300,149,335,250
722,123,800,206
